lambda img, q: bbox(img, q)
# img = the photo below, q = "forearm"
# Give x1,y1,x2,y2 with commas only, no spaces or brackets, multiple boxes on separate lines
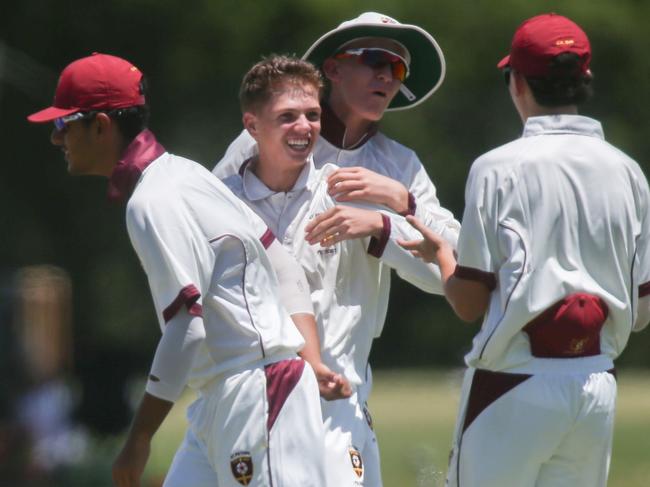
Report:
440,258,490,323
266,240,314,315
290,312,323,366
126,392,174,443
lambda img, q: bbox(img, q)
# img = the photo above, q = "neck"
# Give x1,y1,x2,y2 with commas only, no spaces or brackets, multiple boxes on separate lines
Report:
327,93,374,149
251,154,304,192
525,104,579,120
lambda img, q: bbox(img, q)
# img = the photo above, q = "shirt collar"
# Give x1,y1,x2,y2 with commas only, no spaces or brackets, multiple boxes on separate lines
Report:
241,154,314,202
107,129,166,203
320,102,379,150
522,115,604,140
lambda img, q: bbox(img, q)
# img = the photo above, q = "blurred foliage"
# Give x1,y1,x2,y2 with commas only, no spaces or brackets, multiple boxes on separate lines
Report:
1,0,648,435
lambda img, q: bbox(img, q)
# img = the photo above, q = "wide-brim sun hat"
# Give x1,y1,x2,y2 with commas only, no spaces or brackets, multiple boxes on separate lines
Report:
302,11,445,111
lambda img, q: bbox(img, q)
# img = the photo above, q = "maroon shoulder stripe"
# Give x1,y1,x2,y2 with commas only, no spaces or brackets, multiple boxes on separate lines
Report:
367,214,391,258
454,265,497,291
163,284,202,323
639,281,650,298
260,228,275,249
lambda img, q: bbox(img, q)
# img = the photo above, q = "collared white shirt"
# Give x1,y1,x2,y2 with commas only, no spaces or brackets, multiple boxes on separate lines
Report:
456,115,650,373
224,156,443,386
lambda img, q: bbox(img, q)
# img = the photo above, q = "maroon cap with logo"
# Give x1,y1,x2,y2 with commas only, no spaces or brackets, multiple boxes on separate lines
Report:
27,53,145,123
497,13,591,78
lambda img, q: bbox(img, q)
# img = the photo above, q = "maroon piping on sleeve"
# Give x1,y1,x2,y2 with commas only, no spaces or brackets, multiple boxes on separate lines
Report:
163,284,202,323
454,265,497,291
639,281,650,298
367,214,391,258
260,228,276,249
399,192,417,217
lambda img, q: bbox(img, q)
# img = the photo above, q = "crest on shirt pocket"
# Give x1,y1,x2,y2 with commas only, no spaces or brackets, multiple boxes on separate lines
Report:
349,447,364,478
230,451,254,485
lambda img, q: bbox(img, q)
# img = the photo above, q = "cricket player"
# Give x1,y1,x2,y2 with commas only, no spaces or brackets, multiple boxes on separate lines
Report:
399,13,650,487
214,11,459,245
215,18,459,483
27,53,337,487
223,54,449,487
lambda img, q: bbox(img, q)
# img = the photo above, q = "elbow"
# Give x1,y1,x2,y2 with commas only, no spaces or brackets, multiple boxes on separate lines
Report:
452,304,485,323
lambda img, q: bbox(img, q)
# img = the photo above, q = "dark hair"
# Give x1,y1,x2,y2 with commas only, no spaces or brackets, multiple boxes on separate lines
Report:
239,54,324,113
525,53,593,107
82,76,150,142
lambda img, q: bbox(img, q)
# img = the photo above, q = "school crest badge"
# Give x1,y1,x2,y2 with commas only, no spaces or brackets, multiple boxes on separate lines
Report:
230,451,254,485
349,447,364,478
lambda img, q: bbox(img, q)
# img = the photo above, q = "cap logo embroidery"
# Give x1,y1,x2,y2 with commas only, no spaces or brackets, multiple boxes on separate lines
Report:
555,38,575,46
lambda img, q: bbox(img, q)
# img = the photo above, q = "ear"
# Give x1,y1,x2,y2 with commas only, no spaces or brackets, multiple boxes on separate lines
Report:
242,112,259,140
322,58,341,83
93,112,112,136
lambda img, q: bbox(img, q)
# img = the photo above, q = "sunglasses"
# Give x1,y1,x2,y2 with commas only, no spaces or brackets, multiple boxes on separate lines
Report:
53,112,95,131
335,48,410,82
503,67,512,86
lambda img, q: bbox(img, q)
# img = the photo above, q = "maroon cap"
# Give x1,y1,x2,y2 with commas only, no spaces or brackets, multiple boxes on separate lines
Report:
497,13,591,78
27,53,145,123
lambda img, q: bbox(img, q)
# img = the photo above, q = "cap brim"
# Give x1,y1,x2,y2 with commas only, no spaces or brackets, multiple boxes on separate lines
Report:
303,22,445,111
497,55,510,69
27,106,80,123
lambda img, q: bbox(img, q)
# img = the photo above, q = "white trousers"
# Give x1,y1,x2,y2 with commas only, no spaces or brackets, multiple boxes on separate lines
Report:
321,388,381,487
446,367,617,487
164,357,326,487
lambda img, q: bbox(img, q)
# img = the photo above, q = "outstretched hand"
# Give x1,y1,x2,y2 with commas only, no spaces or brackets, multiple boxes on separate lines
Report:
312,362,353,401
327,166,409,214
397,215,453,264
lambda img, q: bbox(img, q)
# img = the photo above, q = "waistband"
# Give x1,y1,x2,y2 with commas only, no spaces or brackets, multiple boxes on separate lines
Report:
498,354,614,375
198,351,300,397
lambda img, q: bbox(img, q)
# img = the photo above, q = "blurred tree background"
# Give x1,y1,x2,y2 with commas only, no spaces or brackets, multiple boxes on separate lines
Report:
1,0,648,464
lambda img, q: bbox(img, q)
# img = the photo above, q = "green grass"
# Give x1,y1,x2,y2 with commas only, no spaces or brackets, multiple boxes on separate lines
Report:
143,369,650,487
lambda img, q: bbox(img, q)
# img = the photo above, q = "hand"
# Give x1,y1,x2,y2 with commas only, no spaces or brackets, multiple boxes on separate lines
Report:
305,206,384,246
112,434,151,487
397,215,454,264
312,362,353,401
327,167,409,214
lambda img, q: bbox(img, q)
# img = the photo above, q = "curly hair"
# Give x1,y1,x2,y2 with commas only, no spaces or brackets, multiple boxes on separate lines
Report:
239,54,324,113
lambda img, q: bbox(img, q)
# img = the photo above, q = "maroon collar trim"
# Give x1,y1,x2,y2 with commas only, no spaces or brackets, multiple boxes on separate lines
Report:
107,129,166,203
320,103,379,150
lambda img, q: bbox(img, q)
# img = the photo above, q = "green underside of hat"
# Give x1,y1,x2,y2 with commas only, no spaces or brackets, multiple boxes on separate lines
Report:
304,25,444,110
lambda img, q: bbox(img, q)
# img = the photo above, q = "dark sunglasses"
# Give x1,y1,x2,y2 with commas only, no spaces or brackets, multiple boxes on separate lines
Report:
503,67,512,86
53,112,96,131
335,48,410,82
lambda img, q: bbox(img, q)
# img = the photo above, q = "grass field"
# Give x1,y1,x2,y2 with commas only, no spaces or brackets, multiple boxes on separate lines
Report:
143,368,650,487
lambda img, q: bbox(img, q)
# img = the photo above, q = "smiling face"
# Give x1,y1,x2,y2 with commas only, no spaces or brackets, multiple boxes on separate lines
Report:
244,79,321,175
325,37,408,123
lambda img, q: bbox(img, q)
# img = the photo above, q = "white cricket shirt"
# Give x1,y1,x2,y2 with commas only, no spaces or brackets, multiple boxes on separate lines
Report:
111,131,304,395
224,156,444,386
456,115,650,373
